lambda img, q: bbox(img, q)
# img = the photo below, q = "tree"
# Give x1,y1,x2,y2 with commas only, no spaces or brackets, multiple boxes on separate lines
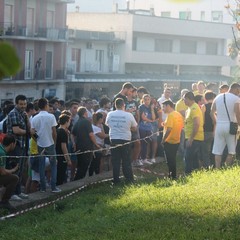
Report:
0,42,21,80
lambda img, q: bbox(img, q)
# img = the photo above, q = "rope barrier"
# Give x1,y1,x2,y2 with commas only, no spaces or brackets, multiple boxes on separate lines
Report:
0,177,114,221
4,129,163,160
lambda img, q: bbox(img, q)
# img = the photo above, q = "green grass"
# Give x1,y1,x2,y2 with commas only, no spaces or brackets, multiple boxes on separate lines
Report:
1,163,240,239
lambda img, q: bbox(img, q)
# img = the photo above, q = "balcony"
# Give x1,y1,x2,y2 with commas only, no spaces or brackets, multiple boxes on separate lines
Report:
0,22,68,42
68,29,126,43
12,69,66,81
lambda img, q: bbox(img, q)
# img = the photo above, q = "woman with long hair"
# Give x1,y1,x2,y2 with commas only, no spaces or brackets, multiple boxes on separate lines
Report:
138,94,156,165
89,112,109,176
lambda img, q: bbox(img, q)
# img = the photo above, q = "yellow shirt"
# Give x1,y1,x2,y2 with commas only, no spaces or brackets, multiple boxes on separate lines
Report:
164,111,184,144
185,103,204,141
175,99,188,117
30,138,38,155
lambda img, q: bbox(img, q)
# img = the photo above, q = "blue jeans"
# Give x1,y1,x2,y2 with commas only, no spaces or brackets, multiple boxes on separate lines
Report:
185,140,203,174
38,145,57,191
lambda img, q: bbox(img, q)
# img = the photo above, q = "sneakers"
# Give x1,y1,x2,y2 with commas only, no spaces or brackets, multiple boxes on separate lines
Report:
19,193,29,199
0,201,16,211
52,187,62,193
10,194,22,201
132,159,144,167
142,159,153,165
150,158,156,163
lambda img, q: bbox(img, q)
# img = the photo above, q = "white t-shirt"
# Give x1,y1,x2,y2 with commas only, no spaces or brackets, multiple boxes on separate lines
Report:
31,111,57,147
214,93,240,123
92,124,104,146
106,110,137,141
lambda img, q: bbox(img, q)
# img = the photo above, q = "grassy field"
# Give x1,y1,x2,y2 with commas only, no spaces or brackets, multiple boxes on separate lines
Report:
1,160,240,240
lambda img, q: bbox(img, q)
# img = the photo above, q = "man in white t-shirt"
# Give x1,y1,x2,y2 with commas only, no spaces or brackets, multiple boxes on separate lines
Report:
106,98,137,184
211,83,240,168
31,98,60,193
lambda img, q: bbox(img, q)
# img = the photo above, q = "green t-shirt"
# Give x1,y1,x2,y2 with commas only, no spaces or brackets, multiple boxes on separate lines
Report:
0,144,7,168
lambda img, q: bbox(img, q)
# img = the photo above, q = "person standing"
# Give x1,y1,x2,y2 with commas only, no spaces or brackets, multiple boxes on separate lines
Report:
183,92,204,174
89,112,109,176
138,94,156,165
71,107,100,180
31,98,60,193
201,91,216,168
0,135,19,210
161,100,183,179
112,82,134,110
125,87,141,166
211,83,240,168
106,98,137,184
56,114,72,185
6,94,30,201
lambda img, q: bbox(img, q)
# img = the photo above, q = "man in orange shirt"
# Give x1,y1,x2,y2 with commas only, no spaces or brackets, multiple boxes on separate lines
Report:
161,100,183,179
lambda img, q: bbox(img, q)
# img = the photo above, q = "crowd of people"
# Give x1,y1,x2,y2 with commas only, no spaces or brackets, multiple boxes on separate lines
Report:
0,80,240,211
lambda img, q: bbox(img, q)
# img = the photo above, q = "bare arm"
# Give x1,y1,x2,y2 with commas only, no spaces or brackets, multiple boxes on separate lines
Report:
0,164,19,175
96,132,109,139
61,142,71,165
210,101,216,126
52,126,57,145
141,112,153,123
235,102,240,125
162,127,172,144
187,116,200,147
151,105,156,121
12,126,26,135
89,132,100,148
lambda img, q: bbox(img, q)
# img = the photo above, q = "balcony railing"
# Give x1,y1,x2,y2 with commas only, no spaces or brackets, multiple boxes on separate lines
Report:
0,22,67,41
68,29,126,42
12,69,66,81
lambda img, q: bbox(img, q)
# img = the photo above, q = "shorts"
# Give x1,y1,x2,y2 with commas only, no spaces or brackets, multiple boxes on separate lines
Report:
212,123,237,155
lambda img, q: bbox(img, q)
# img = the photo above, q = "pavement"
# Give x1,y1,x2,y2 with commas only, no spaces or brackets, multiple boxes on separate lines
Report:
8,171,113,210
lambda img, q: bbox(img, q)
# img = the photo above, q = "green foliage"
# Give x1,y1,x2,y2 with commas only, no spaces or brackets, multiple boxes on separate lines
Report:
1,165,240,239
0,42,21,79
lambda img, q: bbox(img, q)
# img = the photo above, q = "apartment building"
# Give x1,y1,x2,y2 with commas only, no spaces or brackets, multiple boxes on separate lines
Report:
66,12,236,99
0,0,73,103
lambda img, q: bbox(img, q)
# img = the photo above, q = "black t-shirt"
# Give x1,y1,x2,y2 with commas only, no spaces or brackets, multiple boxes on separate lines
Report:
112,93,128,110
204,102,214,132
56,128,68,155
72,117,93,151
125,99,139,119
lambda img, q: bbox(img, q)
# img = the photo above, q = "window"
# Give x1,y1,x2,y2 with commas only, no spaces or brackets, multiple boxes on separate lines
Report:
180,40,197,54
155,39,172,52
206,42,218,55
47,11,54,28
25,50,33,79
161,12,171,18
179,11,191,20
71,48,81,72
95,50,104,72
132,37,137,51
27,8,34,36
46,51,53,78
200,11,205,21
211,11,223,22
4,4,13,29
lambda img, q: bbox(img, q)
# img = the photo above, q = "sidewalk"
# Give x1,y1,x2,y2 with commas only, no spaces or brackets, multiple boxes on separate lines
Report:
9,171,113,210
